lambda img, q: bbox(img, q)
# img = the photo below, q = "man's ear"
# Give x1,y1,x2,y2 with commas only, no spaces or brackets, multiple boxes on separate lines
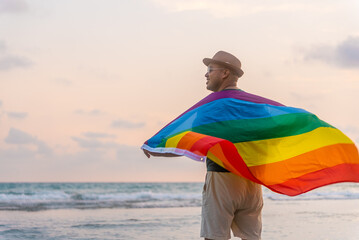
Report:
222,69,230,79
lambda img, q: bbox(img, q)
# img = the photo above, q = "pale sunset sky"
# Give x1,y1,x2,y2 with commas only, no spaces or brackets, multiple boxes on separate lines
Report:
1,0,359,182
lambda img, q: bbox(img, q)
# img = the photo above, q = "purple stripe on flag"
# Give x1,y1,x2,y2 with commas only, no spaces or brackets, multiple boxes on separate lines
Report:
185,90,284,115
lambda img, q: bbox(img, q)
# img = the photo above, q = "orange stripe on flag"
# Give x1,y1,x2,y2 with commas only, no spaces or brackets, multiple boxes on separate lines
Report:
207,143,233,172
176,132,208,151
249,143,359,185
268,163,359,196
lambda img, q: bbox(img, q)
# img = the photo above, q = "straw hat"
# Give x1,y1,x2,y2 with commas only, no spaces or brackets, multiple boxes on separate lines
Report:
203,51,244,77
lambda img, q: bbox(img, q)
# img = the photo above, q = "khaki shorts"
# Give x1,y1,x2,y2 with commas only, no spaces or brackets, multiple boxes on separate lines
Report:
201,172,263,240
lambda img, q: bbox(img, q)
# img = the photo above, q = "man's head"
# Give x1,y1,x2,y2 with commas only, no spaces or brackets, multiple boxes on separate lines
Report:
203,51,244,92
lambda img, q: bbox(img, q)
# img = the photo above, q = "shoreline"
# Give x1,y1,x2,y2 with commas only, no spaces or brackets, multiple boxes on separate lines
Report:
1,199,359,239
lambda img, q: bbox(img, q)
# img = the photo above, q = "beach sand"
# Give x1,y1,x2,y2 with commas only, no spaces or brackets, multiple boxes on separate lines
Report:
262,199,359,239
1,198,359,239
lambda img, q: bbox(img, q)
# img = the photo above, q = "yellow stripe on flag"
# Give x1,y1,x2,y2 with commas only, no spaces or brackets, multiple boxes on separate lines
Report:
235,127,353,167
165,131,190,148
207,150,226,169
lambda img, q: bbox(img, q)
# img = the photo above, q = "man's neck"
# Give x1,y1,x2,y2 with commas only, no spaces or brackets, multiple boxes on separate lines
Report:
217,85,239,91
223,86,239,90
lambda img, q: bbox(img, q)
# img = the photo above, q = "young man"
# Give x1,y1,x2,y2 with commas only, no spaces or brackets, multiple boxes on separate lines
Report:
143,51,263,240
200,51,263,240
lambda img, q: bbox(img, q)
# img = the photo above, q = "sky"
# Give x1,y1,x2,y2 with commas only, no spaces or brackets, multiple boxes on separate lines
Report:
0,0,359,182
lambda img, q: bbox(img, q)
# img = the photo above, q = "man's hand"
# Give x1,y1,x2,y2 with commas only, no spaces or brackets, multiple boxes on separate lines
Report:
142,149,181,158
143,149,152,158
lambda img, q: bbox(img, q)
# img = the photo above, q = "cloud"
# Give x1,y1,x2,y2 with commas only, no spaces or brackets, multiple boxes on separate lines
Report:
0,103,28,120
0,40,5,53
72,137,103,149
0,0,28,14
72,136,118,149
82,132,116,139
54,78,73,87
0,40,33,71
0,54,32,71
0,147,36,161
111,119,145,129
5,128,36,144
36,141,53,155
6,111,28,119
304,36,359,69
72,131,119,150
336,37,359,67
4,128,52,155
74,109,105,116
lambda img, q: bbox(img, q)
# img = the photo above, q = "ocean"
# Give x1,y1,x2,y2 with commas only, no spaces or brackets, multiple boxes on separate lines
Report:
1,182,359,239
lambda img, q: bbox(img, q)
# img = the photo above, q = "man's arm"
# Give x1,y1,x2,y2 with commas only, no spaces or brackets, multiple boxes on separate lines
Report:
142,149,181,158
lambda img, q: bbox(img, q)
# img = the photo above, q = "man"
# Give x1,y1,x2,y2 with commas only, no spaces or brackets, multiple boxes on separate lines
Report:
143,51,263,240
200,51,263,240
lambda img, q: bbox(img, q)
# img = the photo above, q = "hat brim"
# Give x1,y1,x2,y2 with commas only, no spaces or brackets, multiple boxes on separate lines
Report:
203,58,244,78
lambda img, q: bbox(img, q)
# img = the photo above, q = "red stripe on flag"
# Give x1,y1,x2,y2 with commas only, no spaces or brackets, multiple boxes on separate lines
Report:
189,135,223,156
268,163,359,196
210,140,262,184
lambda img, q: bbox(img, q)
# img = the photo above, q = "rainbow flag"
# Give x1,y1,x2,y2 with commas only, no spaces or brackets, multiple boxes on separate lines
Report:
142,89,359,196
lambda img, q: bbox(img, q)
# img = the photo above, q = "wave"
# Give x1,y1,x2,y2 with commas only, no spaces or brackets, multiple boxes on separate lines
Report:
0,182,358,211
265,191,359,201
0,190,202,211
